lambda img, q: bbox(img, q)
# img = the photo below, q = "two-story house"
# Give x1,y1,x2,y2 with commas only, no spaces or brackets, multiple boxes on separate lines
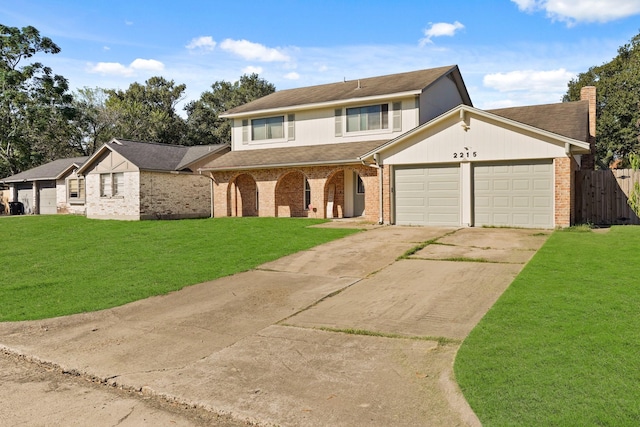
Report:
201,65,594,228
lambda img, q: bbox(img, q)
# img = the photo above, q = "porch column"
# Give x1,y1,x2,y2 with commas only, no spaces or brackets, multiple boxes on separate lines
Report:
308,178,325,219
257,180,276,217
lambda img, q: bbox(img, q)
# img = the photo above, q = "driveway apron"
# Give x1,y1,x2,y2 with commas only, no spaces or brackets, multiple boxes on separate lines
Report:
0,225,549,426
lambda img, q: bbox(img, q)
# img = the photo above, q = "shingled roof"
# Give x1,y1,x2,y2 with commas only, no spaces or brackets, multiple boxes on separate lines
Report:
200,140,386,171
78,139,229,174
223,65,471,116
1,156,88,183
487,100,590,142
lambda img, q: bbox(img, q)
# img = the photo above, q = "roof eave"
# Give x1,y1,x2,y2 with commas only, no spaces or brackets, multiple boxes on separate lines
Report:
199,158,361,172
220,90,423,119
177,143,231,170
76,139,119,175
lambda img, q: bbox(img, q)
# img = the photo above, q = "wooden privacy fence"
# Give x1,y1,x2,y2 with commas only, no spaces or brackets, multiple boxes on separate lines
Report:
576,169,640,225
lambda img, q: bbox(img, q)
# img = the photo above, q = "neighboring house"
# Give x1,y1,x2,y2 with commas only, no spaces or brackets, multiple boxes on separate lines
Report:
200,65,595,228
76,139,230,220
0,157,89,215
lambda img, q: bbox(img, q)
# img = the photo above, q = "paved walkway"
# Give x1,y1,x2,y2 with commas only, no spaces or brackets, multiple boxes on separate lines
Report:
0,225,550,426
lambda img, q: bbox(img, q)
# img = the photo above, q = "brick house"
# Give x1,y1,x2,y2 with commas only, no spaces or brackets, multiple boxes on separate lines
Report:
200,66,595,228
76,139,229,220
0,156,89,215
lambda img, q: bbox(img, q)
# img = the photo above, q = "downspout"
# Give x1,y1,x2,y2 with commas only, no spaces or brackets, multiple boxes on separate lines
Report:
199,170,216,218
361,153,384,225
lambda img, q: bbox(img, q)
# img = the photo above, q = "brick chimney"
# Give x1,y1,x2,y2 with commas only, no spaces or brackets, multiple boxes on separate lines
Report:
580,86,596,169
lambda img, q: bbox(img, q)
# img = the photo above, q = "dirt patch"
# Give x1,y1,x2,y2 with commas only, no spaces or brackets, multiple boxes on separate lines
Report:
0,350,250,427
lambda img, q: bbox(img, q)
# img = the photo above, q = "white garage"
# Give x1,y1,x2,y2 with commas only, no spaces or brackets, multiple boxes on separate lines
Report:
395,165,460,226
474,161,553,228
38,181,58,215
366,103,592,228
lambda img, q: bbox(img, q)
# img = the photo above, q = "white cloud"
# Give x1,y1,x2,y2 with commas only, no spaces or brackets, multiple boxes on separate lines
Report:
511,0,640,25
242,65,263,74
130,58,165,72
87,62,134,76
483,68,576,93
420,21,464,46
284,72,300,80
87,58,165,76
186,36,217,51
219,39,290,62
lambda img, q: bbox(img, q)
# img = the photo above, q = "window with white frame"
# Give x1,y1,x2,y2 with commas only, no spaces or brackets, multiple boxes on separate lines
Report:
67,177,85,202
252,116,284,140
346,104,388,132
100,172,124,197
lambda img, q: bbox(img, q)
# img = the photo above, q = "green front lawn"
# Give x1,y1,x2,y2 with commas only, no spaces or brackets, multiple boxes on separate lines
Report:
455,226,640,426
0,216,359,322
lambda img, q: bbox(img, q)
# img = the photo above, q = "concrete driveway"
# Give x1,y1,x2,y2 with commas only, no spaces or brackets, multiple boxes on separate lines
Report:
0,225,549,426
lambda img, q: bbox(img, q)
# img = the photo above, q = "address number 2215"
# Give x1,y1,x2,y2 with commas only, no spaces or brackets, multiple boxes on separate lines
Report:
453,151,477,159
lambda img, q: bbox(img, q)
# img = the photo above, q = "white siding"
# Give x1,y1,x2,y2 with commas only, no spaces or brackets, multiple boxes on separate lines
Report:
230,96,420,151
420,76,464,124
381,113,568,166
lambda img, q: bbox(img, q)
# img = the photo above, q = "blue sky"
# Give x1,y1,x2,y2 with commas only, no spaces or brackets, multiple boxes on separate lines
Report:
2,0,640,111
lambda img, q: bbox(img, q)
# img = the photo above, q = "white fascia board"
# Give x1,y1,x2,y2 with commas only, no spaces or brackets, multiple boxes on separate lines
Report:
220,90,422,119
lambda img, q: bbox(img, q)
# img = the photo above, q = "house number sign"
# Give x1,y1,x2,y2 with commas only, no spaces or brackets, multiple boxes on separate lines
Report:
453,151,477,159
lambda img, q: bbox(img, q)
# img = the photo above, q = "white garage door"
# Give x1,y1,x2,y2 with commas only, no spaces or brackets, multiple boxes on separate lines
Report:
474,161,553,228
39,182,57,214
395,165,460,226
17,186,33,214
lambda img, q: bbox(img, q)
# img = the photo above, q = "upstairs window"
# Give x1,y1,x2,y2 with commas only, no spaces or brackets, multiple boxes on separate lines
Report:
346,104,388,132
252,116,284,140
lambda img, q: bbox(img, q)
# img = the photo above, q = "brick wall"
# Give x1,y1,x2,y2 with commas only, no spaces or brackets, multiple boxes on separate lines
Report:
212,164,382,222
554,156,576,227
139,172,211,220
580,86,597,170
55,178,86,215
85,172,140,220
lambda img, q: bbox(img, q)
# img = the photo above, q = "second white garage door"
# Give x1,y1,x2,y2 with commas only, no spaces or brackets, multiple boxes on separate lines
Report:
39,182,57,214
395,165,460,226
474,161,553,228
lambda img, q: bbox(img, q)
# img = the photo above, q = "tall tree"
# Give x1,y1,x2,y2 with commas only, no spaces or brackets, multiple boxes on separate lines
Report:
105,76,187,144
564,32,640,168
0,24,75,176
70,87,118,155
185,73,275,145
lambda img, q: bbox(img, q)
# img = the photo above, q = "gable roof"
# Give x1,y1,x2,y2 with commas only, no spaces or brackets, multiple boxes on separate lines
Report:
360,103,591,160
487,100,589,142
1,156,89,183
200,140,386,171
77,139,230,174
222,65,471,117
